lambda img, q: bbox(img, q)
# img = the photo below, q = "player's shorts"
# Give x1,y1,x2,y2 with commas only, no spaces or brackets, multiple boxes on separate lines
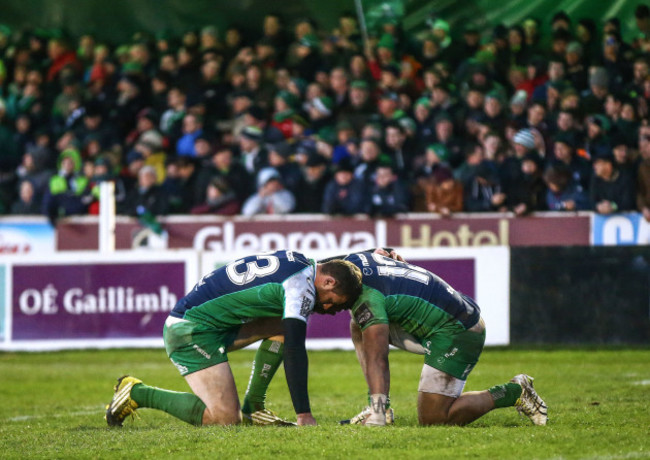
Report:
163,316,239,376
423,317,486,381
418,364,467,397
389,317,486,382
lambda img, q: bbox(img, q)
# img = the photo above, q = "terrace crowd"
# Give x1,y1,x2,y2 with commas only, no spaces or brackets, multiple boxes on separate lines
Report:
2,6,650,227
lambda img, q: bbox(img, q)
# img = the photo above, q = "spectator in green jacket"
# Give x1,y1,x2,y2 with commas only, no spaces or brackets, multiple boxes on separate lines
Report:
42,147,91,225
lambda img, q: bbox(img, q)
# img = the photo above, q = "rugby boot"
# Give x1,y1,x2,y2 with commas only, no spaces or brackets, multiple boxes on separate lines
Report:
511,374,548,426
105,375,142,426
242,408,296,426
339,406,395,425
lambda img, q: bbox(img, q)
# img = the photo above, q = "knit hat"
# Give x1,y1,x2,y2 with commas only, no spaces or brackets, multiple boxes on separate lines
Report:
243,106,263,123
381,63,400,77
312,96,334,116
415,97,431,108
137,107,159,124
380,91,399,102
269,141,292,158
299,34,319,49
241,125,264,142
510,89,529,107
588,114,611,132
434,111,453,124
432,19,450,34
316,126,337,145
566,41,583,57
475,49,496,64
513,129,536,149
306,153,328,167
427,143,450,162
398,117,416,132
126,150,144,164
256,167,282,188
554,131,576,149
276,90,299,109
290,78,308,96
593,152,615,164
139,130,164,151
335,157,355,173
350,80,369,90
485,89,503,103
336,120,354,132
377,33,395,51
590,67,609,88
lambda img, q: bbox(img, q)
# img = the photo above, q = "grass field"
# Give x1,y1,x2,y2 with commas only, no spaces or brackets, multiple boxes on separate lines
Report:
1,347,649,459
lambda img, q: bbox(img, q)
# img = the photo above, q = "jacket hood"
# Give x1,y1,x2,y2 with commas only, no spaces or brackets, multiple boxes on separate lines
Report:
58,148,82,172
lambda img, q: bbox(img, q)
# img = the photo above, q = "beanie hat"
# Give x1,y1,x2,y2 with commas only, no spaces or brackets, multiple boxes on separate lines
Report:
299,34,319,49
589,114,611,132
510,89,529,107
554,131,576,149
432,19,450,34
350,79,369,90
590,67,609,88
427,143,450,162
513,129,536,149
276,90,299,109
566,41,583,57
312,96,334,116
377,33,395,51
241,125,263,142
256,167,282,188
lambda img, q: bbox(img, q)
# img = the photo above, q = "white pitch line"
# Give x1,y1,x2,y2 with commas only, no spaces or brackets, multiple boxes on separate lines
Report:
632,380,650,386
6,406,102,422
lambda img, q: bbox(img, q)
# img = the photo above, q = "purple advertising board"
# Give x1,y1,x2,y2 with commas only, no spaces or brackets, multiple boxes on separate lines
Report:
11,262,186,340
305,259,475,339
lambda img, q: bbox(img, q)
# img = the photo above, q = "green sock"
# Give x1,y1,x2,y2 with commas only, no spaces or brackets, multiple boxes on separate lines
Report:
242,339,284,414
131,383,206,426
488,382,523,408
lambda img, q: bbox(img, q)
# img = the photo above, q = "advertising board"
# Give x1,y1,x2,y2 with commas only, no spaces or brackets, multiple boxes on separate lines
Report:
1,251,198,350
54,213,590,251
592,213,650,245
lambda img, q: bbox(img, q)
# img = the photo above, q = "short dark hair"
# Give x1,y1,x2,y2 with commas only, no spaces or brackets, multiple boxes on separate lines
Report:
320,260,362,302
543,163,571,188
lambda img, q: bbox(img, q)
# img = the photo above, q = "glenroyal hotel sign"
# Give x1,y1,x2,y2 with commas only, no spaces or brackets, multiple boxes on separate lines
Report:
55,213,591,251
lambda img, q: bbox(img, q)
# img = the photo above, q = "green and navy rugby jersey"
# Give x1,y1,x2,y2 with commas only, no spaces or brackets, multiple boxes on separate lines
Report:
171,251,316,328
345,252,481,339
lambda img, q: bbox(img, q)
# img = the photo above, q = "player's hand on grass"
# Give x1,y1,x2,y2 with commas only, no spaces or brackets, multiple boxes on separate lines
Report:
296,413,317,426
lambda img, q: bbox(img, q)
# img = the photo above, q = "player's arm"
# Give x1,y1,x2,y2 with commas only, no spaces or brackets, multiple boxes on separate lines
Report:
282,318,317,426
360,323,391,426
362,323,390,396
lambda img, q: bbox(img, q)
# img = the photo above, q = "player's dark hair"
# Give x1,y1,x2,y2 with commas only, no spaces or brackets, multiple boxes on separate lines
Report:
320,260,362,302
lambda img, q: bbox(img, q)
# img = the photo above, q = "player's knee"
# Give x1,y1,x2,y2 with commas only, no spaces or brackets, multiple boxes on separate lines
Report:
418,409,452,426
417,391,456,426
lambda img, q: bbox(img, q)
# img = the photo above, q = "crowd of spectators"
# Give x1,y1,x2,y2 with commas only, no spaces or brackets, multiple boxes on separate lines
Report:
2,6,650,227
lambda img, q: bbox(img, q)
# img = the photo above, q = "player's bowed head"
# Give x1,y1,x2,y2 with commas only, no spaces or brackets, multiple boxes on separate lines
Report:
313,259,363,315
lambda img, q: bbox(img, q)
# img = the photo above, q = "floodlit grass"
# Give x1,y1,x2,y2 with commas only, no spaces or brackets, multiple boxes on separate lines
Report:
1,348,649,459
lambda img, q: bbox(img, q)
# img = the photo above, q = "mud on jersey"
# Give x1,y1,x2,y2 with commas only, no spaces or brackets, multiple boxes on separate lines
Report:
170,250,316,328
345,252,481,340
